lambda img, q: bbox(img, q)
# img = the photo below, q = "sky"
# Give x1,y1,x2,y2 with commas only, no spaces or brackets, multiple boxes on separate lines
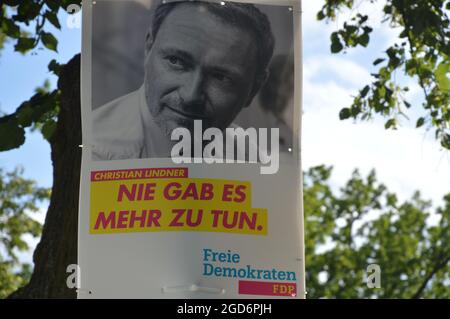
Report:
1,1,449,265
301,0,449,208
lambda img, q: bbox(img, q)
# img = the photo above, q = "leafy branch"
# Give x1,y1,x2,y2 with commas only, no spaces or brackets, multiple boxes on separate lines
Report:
1,0,81,53
0,61,62,151
318,0,450,149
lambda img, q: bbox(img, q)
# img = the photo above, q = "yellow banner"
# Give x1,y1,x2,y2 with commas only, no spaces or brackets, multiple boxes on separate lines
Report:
90,177,268,235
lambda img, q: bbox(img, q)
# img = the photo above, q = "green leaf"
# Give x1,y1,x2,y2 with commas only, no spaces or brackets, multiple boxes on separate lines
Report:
41,32,58,52
383,5,392,14
441,134,450,149
373,58,385,66
1,19,20,38
435,62,450,91
45,0,61,12
41,120,57,141
0,118,26,151
360,15,369,24
317,11,326,21
359,33,370,47
339,108,351,120
14,37,35,53
416,117,425,128
48,59,62,75
363,26,373,33
331,32,344,53
361,85,370,98
17,1,42,21
385,119,396,129
44,11,61,29
16,105,34,127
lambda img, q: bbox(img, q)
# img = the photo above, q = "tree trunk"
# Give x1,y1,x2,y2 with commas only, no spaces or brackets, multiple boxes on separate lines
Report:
9,54,81,298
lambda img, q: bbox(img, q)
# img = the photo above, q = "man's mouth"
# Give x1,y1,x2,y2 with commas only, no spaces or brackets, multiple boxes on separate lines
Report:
164,104,209,120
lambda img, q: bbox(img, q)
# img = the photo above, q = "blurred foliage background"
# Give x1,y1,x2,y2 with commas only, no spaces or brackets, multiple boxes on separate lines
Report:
0,167,50,298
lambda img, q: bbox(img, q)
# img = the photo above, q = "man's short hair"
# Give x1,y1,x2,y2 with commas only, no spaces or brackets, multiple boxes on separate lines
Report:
150,0,275,82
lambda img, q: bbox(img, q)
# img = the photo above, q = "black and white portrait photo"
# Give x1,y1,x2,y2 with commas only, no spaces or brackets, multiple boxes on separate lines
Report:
91,0,296,161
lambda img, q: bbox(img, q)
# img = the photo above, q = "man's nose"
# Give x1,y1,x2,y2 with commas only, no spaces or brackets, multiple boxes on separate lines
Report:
180,70,205,107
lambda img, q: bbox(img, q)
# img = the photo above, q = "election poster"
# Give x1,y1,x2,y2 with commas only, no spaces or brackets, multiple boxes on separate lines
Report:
79,0,304,298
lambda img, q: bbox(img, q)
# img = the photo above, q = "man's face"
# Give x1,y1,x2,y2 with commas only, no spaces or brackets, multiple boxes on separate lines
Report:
144,3,260,136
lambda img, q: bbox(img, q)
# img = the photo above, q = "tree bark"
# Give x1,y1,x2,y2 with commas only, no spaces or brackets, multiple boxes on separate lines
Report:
9,54,81,298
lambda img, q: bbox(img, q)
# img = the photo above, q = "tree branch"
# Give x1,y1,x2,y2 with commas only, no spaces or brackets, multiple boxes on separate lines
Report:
411,254,450,299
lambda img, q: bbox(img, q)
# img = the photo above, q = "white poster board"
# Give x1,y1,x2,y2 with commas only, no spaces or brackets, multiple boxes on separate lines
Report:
79,0,304,298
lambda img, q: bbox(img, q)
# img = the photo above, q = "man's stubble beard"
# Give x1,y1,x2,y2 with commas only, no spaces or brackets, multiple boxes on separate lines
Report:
144,85,196,139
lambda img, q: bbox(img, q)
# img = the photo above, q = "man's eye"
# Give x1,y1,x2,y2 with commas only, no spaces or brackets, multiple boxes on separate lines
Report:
166,56,184,67
213,73,232,84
